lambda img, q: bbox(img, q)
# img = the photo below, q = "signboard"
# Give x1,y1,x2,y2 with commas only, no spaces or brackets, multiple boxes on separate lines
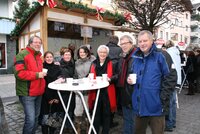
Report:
81,26,93,38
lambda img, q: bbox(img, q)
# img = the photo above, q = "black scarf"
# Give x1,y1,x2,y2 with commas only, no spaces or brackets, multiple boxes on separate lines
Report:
94,56,110,76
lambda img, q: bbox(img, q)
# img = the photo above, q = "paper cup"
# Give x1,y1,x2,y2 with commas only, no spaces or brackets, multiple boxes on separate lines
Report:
42,68,48,73
67,78,73,84
129,74,137,84
89,73,94,80
102,74,108,81
96,76,102,83
83,77,89,83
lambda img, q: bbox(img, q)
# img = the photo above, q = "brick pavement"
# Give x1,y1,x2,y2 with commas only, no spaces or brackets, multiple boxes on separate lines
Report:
1,74,200,134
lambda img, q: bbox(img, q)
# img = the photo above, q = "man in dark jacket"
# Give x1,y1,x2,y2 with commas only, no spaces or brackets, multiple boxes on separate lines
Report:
117,35,136,134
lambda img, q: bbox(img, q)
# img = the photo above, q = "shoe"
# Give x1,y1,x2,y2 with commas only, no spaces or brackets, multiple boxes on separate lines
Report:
164,127,173,132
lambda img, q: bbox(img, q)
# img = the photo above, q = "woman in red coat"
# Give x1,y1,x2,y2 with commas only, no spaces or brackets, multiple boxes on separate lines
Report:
88,45,117,134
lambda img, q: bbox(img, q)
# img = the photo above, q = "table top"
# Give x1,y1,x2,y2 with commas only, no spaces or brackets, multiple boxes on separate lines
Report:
48,79,109,91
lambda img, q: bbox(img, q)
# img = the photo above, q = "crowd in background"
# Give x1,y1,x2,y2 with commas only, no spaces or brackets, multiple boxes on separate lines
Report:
13,31,200,134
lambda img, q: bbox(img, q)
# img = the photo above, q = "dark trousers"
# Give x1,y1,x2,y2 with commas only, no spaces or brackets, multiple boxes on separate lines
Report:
42,125,56,134
93,92,111,134
135,115,165,134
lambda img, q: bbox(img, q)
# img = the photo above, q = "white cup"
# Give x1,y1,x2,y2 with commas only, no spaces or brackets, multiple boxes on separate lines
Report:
102,74,108,81
96,76,102,83
89,73,94,80
129,74,137,84
42,68,48,73
67,78,73,84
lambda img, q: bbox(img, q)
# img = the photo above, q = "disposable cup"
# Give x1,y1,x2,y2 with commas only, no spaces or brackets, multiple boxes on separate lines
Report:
129,74,137,84
89,73,94,80
96,76,102,83
42,68,48,73
102,74,108,81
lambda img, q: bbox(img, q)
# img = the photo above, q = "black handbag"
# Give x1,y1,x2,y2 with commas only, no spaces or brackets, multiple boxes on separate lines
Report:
41,103,63,128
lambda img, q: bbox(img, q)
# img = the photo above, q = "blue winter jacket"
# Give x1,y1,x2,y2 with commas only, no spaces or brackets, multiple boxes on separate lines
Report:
131,44,170,117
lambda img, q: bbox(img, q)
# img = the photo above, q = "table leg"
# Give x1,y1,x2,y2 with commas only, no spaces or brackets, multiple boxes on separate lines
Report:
88,89,100,134
57,91,78,134
76,91,97,134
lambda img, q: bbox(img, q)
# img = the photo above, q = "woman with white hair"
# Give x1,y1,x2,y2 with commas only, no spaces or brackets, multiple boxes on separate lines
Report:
88,45,117,134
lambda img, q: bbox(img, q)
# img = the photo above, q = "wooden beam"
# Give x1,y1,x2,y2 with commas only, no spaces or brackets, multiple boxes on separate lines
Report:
41,6,48,52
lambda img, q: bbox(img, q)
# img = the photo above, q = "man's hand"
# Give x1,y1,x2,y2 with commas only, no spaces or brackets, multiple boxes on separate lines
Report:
38,72,47,78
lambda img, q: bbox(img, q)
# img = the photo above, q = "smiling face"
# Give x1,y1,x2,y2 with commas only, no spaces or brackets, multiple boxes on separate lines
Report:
63,52,72,62
138,33,153,54
120,37,133,53
30,37,42,52
44,53,54,64
98,47,108,62
79,48,88,59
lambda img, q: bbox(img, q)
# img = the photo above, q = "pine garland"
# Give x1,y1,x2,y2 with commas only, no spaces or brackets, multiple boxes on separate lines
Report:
11,0,126,37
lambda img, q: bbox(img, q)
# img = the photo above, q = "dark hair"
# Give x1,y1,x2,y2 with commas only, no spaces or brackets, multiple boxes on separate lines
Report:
77,46,91,59
109,35,119,44
28,36,42,46
44,51,54,58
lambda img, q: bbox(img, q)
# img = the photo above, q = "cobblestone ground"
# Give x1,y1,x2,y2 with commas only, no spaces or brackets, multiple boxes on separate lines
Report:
3,89,200,134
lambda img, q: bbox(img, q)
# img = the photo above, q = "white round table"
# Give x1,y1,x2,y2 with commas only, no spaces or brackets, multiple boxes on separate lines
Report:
48,79,109,134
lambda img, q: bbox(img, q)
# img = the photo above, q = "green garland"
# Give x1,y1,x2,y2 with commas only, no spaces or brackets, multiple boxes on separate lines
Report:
10,2,41,37
11,0,126,37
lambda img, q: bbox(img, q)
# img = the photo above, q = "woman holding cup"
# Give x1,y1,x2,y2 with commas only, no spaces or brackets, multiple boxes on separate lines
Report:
74,45,96,131
88,45,117,134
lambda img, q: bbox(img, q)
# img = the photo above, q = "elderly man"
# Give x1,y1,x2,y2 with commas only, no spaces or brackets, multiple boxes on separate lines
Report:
117,35,136,134
131,30,171,134
14,36,46,134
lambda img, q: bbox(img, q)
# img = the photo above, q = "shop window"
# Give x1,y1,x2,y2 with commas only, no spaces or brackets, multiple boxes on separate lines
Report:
0,43,6,68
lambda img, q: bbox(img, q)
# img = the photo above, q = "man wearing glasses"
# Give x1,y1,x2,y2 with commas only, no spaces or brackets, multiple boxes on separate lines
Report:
14,36,46,134
117,35,136,134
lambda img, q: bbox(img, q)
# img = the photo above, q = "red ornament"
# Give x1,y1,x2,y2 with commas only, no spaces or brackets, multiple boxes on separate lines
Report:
37,0,57,8
123,12,132,21
95,6,105,21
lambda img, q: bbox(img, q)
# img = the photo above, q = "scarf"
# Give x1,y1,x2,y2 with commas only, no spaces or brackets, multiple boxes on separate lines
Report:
119,48,136,87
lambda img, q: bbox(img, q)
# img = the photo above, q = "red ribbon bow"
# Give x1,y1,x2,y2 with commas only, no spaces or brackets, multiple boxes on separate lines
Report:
123,12,132,21
95,6,105,21
38,0,57,8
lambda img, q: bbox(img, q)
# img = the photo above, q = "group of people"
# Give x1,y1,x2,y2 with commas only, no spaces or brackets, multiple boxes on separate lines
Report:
14,30,193,134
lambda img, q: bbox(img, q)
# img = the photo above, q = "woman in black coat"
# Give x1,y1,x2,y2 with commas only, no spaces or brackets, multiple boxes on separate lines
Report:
40,51,63,134
59,48,76,128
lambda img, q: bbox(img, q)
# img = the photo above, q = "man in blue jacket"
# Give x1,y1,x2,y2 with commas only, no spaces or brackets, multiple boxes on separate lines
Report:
131,30,170,134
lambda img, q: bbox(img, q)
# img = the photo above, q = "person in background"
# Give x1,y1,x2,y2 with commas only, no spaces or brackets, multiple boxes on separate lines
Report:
74,45,96,133
194,47,200,93
40,51,62,134
106,35,122,127
131,30,170,134
164,40,182,132
13,36,46,134
59,48,76,129
68,43,76,60
185,48,196,95
117,35,136,134
88,45,117,134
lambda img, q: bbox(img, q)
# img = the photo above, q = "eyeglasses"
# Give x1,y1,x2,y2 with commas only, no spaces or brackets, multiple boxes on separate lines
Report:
32,41,42,44
120,42,131,46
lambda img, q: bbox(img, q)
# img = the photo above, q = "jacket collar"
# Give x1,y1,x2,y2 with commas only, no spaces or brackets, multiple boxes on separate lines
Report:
26,46,42,57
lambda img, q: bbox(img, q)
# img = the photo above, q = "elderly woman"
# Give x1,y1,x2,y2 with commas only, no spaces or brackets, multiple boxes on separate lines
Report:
88,45,117,134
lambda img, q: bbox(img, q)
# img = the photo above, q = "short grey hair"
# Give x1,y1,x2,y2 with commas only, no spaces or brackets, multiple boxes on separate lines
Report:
138,30,153,41
97,45,109,54
28,36,42,46
120,35,134,44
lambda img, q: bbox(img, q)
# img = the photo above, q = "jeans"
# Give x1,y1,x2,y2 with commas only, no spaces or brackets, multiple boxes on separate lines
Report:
122,106,135,134
19,96,42,134
165,90,176,129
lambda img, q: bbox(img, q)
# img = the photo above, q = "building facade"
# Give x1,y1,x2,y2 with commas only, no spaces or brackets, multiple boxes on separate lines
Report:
0,0,16,74
190,3,200,46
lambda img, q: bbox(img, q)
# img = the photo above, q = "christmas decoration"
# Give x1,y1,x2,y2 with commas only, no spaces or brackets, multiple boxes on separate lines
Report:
95,6,105,21
37,0,57,8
